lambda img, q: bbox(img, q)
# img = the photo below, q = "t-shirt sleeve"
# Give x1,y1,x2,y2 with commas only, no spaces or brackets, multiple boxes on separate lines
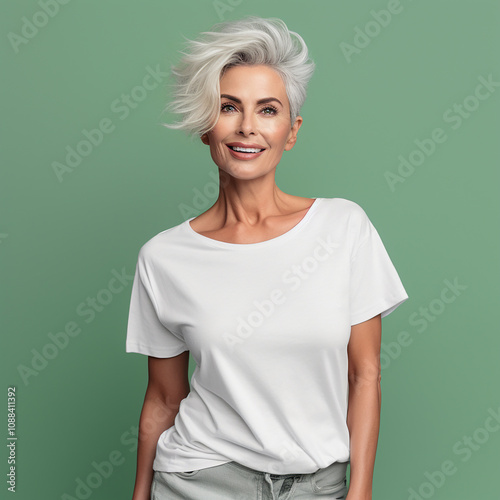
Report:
126,247,188,357
349,207,409,326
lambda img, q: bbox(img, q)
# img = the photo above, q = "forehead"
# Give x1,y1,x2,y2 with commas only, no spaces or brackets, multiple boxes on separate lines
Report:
220,64,286,96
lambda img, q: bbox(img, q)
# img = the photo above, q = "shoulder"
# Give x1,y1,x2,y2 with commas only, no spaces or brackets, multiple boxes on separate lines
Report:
136,220,186,265
320,197,370,225
317,197,375,251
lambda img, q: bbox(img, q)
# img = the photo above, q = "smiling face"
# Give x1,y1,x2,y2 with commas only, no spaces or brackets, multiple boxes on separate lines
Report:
200,64,303,180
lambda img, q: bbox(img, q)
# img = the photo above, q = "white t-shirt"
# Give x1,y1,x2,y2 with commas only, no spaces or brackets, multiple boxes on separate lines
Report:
126,197,408,474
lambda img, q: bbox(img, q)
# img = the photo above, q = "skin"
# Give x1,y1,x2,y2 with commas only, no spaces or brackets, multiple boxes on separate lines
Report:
131,353,190,500
347,314,382,500
131,64,381,500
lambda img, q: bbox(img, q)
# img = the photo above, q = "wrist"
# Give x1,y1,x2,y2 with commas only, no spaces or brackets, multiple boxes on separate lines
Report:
346,484,372,500
346,493,372,500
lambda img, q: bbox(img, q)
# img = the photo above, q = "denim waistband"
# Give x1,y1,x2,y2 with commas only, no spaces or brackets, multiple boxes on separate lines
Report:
224,459,349,482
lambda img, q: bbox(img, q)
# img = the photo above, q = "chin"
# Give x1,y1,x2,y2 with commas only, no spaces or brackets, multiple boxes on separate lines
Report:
219,166,273,180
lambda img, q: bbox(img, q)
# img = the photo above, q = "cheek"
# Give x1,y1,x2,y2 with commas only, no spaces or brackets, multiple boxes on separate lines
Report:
212,143,230,160
217,141,229,153
265,114,292,133
267,124,292,146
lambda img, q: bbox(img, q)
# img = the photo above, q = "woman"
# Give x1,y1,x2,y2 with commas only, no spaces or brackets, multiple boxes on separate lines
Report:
126,16,408,500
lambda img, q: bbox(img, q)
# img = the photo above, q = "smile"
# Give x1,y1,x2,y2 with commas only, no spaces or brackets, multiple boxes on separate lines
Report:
228,146,264,153
226,144,266,160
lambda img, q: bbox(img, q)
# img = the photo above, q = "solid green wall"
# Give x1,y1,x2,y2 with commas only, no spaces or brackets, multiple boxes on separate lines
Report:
2,0,499,498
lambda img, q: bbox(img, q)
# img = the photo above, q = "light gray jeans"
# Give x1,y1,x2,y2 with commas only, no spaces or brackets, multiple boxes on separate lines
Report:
151,459,349,500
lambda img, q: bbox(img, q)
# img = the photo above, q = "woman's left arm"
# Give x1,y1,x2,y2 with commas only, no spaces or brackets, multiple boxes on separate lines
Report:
346,314,382,500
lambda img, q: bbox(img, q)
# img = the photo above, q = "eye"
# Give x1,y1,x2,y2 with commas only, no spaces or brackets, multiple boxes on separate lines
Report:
221,103,236,112
220,103,279,115
261,105,278,115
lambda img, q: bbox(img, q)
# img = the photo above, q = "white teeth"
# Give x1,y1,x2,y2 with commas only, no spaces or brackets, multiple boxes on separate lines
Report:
230,146,263,153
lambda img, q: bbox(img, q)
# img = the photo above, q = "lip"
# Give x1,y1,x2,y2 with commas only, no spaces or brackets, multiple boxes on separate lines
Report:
226,142,266,149
226,144,266,160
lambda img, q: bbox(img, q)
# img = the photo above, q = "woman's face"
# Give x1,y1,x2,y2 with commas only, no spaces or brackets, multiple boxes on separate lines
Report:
201,64,302,180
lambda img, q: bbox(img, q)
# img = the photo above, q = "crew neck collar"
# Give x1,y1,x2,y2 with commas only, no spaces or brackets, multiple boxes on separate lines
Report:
183,198,322,249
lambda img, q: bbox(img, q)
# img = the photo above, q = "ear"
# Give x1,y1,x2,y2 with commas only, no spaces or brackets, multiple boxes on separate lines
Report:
284,116,303,151
201,133,209,145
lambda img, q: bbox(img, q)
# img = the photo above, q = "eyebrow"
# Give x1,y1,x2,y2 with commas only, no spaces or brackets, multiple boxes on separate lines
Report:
220,94,283,107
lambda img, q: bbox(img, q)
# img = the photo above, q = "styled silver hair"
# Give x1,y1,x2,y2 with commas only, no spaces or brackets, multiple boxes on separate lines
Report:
161,16,315,139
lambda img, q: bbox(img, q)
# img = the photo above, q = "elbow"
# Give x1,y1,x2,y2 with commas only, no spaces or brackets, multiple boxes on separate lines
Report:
348,361,382,387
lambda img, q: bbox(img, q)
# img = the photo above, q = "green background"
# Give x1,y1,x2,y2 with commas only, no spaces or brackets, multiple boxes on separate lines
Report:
2,0,499,498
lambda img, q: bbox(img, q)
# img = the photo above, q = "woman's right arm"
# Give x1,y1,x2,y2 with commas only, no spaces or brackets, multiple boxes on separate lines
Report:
132,351,191,500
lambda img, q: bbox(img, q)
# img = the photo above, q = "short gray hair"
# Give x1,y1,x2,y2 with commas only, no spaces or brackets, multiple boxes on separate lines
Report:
161,16,315,139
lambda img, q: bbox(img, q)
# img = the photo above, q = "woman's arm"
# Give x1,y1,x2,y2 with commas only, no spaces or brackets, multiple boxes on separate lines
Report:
346,314,382,500
131,351,191,500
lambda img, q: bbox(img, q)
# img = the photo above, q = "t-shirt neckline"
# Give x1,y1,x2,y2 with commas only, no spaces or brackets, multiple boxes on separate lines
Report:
183,197,322,249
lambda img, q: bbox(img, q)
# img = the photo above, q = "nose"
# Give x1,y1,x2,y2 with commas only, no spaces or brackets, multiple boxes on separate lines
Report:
237,110,257,136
